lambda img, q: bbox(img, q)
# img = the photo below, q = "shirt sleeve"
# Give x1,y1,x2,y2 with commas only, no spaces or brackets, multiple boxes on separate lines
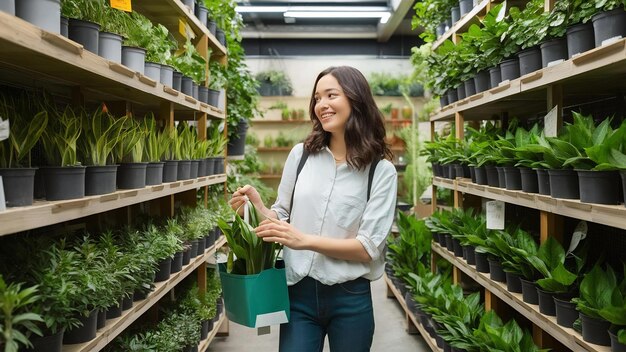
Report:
271,143,304,221
355,160,397,261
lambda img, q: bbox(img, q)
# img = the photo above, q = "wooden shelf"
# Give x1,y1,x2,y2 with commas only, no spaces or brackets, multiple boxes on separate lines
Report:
431,242,610,352
432,176,626,230
432,0,491,51
384,274,442,352
63,236,227,352
198,313,227,352
257,147,293,152
430,38,626,122
259,174,282,180
0,12,224,120
0,174,227,237
132,0,226,56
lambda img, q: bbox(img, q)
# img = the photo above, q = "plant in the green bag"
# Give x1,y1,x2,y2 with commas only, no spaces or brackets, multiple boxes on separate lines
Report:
218,202,282,275
0,276,44,352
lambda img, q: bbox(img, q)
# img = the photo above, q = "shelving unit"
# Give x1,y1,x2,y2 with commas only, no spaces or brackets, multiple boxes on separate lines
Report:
432,0,492,50
198,313,227,352
63,237,227,352
0,1,229,350
431,243,610,352
383,274,442,352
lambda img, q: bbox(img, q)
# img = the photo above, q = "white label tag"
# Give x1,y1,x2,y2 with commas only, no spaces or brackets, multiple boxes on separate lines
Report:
496,1,507,22
243,200,250,224
0,119,9,141
255,311,288,328
601,36,622,46
547,59,564,67
544,105,559,137
486,200,505,230
567,221,587,255
0,176,6,211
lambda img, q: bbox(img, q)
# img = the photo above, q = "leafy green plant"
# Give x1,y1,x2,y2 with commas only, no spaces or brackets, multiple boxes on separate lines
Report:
0,276,43,352
255,70,293,96
42,107,82,167
528,236,587,294
218,202,282,275
489,227,541,280
206,123,227,157
169,39,206,84
79,109,126,166
387,213,432,283
177,123,196,160
472,311,547,352
573,263,622,320
113,116,144,163
143,115,169,163
0,96,48,168
144,23,176,65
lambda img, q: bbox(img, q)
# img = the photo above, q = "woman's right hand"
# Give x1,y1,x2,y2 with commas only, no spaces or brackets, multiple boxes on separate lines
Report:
229,184,264,216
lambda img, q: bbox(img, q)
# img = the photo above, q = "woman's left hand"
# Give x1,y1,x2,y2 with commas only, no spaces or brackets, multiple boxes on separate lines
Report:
255,219,308,250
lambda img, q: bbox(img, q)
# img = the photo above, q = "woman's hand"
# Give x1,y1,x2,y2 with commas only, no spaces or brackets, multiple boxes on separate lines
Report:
228,184,264,216
255,218,309,250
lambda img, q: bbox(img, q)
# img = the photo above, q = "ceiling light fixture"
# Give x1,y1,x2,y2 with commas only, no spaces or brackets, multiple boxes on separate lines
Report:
283,11,392,24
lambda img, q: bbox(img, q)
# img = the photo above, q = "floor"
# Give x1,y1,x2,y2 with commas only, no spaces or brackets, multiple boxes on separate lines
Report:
208,278,430,352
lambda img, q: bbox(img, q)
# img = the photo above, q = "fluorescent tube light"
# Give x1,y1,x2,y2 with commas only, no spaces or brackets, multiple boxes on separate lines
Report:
235,6,288,13
284,11,391,19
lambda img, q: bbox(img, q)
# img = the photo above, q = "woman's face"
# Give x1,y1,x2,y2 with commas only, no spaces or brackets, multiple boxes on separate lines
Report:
313,74,351,135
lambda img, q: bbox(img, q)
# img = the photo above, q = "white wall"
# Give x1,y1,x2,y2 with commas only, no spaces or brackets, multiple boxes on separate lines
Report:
246,57,415,97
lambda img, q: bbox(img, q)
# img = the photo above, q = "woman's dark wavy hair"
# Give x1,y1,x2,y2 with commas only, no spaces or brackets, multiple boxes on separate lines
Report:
303,66,392,170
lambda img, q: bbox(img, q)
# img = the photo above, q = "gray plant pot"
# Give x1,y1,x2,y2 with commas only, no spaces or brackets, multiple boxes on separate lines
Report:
163,160,178,182
517,47,541,76
459,0,473,16
60,16,68,37
500,57,520,81
0,0,15,15
68,18,100,54
117,163,147,189
85,165,117,196
42,166,86,201
0,167,37,207
207,20,217,36
592,8,626,48
198,86,209,104
181,76,193,96
98,31,122,63
451,6,460,23
464,78,475,97
122,46,146,74
146,162,164,186
227,119,248,156
160,64,174,87
198,158,207,177
172,71,182,91
216,29,226,45
567,22,595,58
144,62,161,82
177,160,191,180
208,88,220,106
195,4,208,27
474,70,490,93
540,37,568,67
16,0,61,33
182,0,194,13
190,160,200,179
192,83,199,100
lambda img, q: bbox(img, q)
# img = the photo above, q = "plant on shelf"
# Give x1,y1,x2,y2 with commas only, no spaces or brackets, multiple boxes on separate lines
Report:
387,213,432,284
144,23,177,65
488,227,541,281
42,106,82,167
61,0,105,24
121,11,154,49
274,132,291,148
143,115,170,163
206,124,227,157
169,39,206,84
113,116,144,164
472,311,547,352
177,123,196,161
263,135,275,148
572,262,625,330
255,70,293,96
529,236,587,296
245,132,259,147
0,276,43,352
0,96,48,168
218,202,282,275
79,108,126,166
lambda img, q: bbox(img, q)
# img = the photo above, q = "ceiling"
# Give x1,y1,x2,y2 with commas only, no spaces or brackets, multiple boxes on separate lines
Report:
235,0,419,42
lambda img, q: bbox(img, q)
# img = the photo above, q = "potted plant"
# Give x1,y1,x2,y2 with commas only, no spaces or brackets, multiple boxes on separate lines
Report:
255,70,293,96
142,115,167,186
79,108,125,196
113,116,146,189
161,126,179,182
0,96,48,207
206,124,226,176
169,39,206,96
61,0,104,54
0,276,44,351
176,123,195,180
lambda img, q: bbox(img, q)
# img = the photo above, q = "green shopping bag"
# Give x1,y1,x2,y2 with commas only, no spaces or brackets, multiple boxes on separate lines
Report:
218,259,290,328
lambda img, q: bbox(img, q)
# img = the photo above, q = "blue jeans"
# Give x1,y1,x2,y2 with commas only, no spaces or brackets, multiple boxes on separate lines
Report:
279,276,374,352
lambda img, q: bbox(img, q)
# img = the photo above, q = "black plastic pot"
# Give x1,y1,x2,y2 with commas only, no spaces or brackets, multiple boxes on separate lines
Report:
485,165,500,187
580,312,611,346
68,18,100,54
445,234,454,251
440,95,449,107
447,89,458,104
592,8,626,48
463,245,476,265
42,166,86,201
455,164,471,178
548,169,579,199
190,159,200,179
517,47,542,76
489,65,502,88
27,329,64,352
163,160,178,182
451,6,460,23
146,162,164,186
0,167,37,207
505,272,523,293
537,287,557,316
173,71,182,91
106,298,123,319
182,247,191,265
117,163,147,189
567,22,595,58
474,251,490,273
205,157,217,176
554,296,578,328
520,278,539,304
97,309,106,329
469,166,476,183
577,170,622,205
227,119,249,156
201,319,210,340
443,340,452,352
85,165,117,196
457,84,466,100
488,258,507,283
500,58,520,82
63,309,98,344
177,160,191,180
504,166,522,190
133,288,149,301
447,164,457,179
464,78,476,97
520,167,539,193
197,237,206,255
452,238,464,257
432,232,441,243
496,166,506,188
610,329,626,352
540,37,568,67
474,70,490,93
474,166,488,185
536,168,551,195
154,257,172,282
171,251,183,273
198,158,208,177
190,239,200,258
442,164,450,178
215,157,225,174
122,295,133,311
438,232,447,247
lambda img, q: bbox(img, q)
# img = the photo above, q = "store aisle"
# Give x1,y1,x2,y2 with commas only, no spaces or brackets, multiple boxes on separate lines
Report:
208,278,430,352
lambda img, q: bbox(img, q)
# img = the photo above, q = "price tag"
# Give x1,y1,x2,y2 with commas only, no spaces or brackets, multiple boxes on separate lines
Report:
0,177,6,212
486,200,505,230
110,0,132,12
544,105,559,137
567,221,587,255
178,19,195,40
0,118,8,141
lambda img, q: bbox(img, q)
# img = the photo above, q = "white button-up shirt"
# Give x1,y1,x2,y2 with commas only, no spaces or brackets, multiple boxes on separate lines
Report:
271,143,398,286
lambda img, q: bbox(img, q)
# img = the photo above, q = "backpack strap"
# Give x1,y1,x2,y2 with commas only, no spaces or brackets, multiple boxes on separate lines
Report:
367,157,380,202
287,149,309,223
